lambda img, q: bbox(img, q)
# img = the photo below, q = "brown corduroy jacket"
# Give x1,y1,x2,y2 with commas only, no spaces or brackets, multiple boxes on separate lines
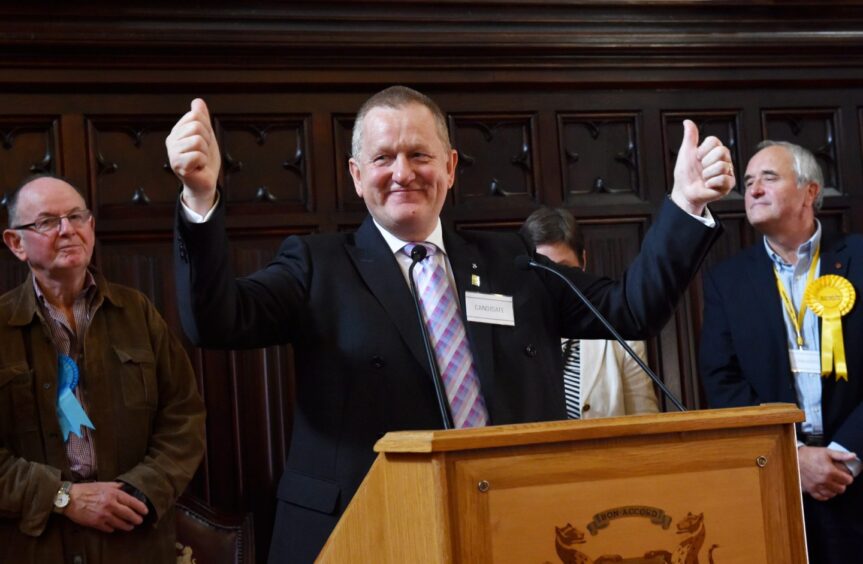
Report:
0,270,205,563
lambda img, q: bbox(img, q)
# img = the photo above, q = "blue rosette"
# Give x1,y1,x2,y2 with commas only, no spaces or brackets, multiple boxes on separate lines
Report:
57,354,96,440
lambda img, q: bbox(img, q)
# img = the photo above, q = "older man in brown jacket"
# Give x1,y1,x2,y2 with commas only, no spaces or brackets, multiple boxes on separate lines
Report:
0,175,205,563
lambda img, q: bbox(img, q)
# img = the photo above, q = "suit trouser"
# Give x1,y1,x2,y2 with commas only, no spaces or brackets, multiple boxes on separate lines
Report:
802,483,863,564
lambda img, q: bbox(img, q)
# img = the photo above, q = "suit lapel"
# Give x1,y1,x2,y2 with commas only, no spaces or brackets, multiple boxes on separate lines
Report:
819,234,850,277
743,243,798,403
345,217,430,374
443,227,497,415
746,244,788,351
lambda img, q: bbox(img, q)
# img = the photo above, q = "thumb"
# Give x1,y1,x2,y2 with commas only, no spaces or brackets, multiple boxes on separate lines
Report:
679,119,699,154
191,98,211,122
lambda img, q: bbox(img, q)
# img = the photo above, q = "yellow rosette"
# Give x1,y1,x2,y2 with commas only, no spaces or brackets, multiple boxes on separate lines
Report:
804,275,856,381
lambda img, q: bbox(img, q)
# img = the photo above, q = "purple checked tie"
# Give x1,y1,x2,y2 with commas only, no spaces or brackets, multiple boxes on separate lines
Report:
405,243,488,428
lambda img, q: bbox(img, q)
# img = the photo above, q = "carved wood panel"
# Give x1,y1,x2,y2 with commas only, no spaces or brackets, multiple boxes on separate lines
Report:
659,286,701,409
450,114,537,208
558,113,644,205
579,218,645,280
210,235,296,558
0,117,60,219
761,109,840,192
215,115,311,213
333,114,364,212
97,234,176,319
86,117,179,222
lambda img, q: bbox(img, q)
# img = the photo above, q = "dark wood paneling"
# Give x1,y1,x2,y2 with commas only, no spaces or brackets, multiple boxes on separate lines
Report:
86,117,179,221
98,235,175,315
580,219,645,280
0,116,60,206
333,115,363,213
216,114,311,212
762,109,841,191
0,248,30,291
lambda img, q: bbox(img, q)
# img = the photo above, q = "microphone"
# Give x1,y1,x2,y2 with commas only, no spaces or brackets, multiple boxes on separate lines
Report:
408,244,455,429
516,255,687,412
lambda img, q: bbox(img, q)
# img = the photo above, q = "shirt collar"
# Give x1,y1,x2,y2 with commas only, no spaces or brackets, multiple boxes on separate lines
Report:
763,219,821,270
372,217,447,256
32,269,98,306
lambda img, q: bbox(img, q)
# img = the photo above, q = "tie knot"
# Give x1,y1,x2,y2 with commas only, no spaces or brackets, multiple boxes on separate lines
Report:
404,242,437,260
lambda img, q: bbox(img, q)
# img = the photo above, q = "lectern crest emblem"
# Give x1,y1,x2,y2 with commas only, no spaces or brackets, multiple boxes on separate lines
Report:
553,507,719,564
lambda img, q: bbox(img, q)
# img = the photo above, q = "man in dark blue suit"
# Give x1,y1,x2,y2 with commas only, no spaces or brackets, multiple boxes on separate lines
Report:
699,140,863,564
167,86,734,563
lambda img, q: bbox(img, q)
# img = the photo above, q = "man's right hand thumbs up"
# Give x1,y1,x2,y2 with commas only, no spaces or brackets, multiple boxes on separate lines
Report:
670,119,735,217
166,98,221,215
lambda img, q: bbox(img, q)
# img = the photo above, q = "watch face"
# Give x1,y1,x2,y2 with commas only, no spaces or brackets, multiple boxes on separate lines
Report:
53,482,72,513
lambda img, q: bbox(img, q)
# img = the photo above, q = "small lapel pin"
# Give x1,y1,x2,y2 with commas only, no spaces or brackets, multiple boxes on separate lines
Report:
835,262,842,269
471,274,481,287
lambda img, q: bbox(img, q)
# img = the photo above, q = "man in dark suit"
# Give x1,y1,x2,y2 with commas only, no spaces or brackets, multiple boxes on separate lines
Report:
167,86,734,563
699,140,863,563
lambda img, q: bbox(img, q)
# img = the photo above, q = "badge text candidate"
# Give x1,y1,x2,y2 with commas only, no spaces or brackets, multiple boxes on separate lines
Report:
472,303,505,313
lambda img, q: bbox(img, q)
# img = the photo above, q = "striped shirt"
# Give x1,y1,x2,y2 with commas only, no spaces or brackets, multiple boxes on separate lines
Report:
33,271,100,480
562,338,581,419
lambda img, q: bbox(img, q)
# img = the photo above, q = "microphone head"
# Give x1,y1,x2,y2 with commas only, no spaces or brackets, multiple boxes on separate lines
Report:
514,255,533,271
410,244,428,262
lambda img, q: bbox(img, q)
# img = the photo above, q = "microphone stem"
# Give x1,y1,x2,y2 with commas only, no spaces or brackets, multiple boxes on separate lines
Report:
529,260,687,412
409,259,455,429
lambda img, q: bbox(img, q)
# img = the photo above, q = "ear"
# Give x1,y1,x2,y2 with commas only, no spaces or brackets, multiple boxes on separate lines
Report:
580,250,588,272
445,148,458,190
348,157,363,198
2,229,27,262
805,181,820,208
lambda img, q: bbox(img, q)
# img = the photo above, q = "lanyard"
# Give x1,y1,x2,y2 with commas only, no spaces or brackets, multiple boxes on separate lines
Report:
773,246,820,349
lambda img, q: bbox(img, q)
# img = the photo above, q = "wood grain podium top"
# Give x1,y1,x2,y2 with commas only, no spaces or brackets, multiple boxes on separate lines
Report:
374,403,803,454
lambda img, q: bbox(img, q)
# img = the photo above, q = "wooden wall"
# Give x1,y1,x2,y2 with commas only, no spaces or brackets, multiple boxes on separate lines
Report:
1,2,862,560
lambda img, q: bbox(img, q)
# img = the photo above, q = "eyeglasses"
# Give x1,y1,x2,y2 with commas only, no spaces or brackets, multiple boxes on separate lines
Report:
11,210,93,234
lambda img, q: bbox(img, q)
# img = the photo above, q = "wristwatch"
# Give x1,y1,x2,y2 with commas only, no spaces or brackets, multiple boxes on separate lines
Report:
53,481,72,513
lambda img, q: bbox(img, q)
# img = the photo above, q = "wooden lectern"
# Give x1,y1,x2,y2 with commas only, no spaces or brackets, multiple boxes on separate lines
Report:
318,404,806,563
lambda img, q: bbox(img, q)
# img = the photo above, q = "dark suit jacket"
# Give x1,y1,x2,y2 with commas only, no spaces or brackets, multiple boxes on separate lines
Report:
699,232,863,454
699,232,863,561
175,198,717,563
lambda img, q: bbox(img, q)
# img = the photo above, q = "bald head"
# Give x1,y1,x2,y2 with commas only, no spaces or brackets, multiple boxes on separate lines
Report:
6,174,84,228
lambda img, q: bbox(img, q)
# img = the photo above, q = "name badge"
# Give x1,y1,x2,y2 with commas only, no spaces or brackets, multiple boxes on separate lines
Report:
789,349,821,373
465,291,515,326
